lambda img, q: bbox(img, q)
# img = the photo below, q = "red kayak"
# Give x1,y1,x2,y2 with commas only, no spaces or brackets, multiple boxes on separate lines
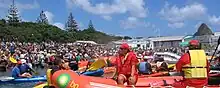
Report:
84,75,220,88
34,70,220,88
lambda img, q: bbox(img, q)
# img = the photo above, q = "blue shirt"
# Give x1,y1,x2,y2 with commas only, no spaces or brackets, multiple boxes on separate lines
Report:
138,62,152,74
19,64,30,74
12,66,21,78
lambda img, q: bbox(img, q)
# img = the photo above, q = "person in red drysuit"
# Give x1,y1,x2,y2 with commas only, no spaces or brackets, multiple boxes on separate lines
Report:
173,40,210,88
111,43,139,85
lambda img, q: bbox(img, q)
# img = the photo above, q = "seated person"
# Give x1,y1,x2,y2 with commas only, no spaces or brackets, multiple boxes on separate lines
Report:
138,58,152,75
50,55,71,74
19,59,35,75
110,43,139,85
210,57,220,70
46,58,73,88
12,61,32,78
68,57,79,71
155,57,168,72
50,56,64,74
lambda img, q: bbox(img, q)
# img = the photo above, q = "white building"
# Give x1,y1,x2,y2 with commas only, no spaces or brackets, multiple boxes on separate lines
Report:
126,39,150,49
110,32,220,50
148,36,185,49
111,39,150,49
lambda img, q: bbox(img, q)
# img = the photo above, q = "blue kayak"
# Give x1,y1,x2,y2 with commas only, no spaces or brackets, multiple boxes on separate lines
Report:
0,75,46,83
82,69,104,77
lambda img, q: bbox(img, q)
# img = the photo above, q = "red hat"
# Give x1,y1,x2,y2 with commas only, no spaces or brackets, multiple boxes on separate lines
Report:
120,43,130,50
189,40,199,46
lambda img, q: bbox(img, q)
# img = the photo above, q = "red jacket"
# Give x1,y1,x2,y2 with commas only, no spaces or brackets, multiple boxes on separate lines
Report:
115,52,138,75
175,53,209,87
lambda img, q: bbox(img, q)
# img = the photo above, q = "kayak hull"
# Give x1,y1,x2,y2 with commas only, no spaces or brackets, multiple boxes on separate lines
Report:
35,75,220,88
0,76,47,83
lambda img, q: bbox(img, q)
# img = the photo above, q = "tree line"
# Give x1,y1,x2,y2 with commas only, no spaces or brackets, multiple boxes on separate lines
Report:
0,0,130,44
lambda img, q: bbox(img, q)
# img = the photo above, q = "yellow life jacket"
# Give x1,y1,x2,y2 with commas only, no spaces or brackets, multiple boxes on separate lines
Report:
182,50,208,78
46,69,52,86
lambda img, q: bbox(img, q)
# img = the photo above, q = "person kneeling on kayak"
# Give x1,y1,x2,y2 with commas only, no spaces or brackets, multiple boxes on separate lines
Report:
12,60,32,78
111,43,139,85
173,40,209,87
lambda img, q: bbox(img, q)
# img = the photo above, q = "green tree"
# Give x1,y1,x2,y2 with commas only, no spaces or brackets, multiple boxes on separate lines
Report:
0,19,123,43
65,12,78,32
0,19,6,26
36,10,49,24
87,20,95,31
6,0,21,24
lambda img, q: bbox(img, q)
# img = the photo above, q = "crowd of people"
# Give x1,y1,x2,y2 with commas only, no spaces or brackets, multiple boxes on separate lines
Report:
1,39,220,87
0,41,173,78
0,41,171,71
0,41,118,78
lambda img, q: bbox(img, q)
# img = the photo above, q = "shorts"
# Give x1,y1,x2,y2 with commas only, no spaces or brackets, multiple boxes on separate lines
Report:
117,74,138,85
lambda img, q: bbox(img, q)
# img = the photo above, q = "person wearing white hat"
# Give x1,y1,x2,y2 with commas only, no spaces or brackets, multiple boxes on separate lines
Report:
19,59,36,75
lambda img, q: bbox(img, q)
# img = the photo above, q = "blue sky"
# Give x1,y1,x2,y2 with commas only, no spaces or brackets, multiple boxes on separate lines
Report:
1,0,220,37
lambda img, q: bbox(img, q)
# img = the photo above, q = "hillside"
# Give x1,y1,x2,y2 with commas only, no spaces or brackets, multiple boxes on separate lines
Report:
194,23,214,36
0,19,122,44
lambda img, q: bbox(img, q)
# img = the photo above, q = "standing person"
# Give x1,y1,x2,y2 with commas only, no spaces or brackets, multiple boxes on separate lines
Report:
173,40,209,87
110,43,139,85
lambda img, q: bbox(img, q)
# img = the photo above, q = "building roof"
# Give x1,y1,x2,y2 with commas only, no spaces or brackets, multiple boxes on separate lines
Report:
214,32,220,36
148,36,184,42
75,41,97,44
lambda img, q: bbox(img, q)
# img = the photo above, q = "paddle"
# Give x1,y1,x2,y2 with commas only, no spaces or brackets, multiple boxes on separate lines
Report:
9,57,17,63
210,36,220,63
32,69,39,75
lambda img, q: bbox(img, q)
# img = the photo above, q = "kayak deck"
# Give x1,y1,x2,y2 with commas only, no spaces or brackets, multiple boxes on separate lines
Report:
0,76,46,83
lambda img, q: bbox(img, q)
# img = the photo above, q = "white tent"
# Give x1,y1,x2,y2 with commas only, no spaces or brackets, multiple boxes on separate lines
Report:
75,41,97,45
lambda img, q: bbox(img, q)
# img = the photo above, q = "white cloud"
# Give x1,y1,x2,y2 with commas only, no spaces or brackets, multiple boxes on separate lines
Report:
168,22,184,29
67,0,148,20
102,15,112,20
43,11,65,30
159,2,207,28
44,11,54,24
120,17,154,29
54,23,65,30
209,15,220,25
